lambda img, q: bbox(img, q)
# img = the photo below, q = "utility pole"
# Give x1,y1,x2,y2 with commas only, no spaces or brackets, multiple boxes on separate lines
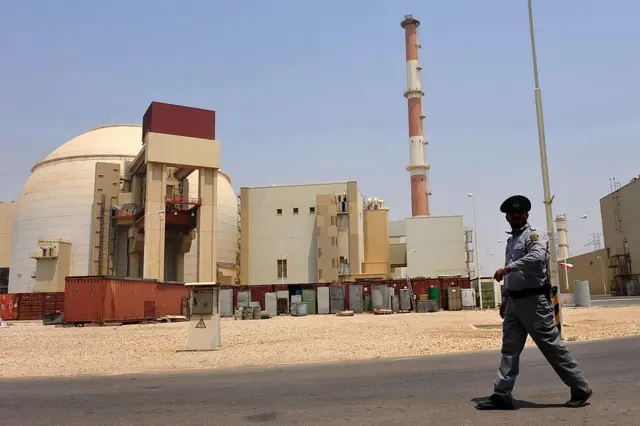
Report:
527,0,564,338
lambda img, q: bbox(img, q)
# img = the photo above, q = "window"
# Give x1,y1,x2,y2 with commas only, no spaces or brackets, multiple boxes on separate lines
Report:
318,269,323,280
339,256,345,264
277,259,288,279
277,208,282,215
332,258,336,268
331,237,337,247
293,208,299,215
318,248,323,258
330,216,336,226
317,227,321,237
309,207,316,214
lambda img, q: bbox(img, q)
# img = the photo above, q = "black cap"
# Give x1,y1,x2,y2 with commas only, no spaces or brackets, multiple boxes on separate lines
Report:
500,195,532,214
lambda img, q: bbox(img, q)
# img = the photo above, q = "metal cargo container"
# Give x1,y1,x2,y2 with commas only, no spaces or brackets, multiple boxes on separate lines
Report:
349,285,363,313
301,289,316,315
250,285,274,310
0,294,16,320
391,295,400,313
16,293,45,320
43,293,65,315
64,276,187,324
330,285,345,314
220,289,233,317
317,286,330,314
154,284,190,317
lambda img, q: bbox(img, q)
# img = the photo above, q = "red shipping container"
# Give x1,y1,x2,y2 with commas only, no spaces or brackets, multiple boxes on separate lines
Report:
154,284,190,317
64,277,188,324
250,285,274,310
0,294,16,320
16,293,45,320
44,292,65,315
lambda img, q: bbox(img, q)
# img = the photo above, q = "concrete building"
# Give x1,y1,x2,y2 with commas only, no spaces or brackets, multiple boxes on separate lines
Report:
599,176,640,294
558,248,612,296
239,182,367,285
0,202,16,293
8,102,238,293
405,215,467,278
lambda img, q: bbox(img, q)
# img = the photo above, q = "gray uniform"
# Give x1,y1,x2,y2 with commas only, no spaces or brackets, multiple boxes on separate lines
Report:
494,223,590,398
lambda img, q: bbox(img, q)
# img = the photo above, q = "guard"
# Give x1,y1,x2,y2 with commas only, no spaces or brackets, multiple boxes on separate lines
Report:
476,195,593,410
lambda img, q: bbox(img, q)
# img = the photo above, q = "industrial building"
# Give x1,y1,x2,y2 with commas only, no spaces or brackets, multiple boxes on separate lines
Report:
558,177,640,296
239,182,393,285
5,102,238,294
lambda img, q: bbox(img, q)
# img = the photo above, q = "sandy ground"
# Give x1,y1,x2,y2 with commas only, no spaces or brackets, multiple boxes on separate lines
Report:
1,306,639,379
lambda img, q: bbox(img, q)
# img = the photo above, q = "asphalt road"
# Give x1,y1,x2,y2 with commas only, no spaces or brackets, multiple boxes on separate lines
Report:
1,337,639,426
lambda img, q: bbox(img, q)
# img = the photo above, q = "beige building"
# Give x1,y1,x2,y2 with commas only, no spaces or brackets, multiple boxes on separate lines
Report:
0,202,16,293
600,177,640,295
239,182,370,285
558,248,613,295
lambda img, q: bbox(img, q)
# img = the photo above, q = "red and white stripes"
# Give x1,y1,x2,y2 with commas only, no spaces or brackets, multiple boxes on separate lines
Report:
401,15,430,217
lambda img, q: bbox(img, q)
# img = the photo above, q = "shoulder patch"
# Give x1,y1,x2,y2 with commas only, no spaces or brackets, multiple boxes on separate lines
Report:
529,233,539,242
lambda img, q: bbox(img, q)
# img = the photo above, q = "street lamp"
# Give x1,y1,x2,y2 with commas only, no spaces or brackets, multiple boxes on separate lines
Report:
527,0,564,339
467,193,482,309
596,256,607,296
558,214,588,291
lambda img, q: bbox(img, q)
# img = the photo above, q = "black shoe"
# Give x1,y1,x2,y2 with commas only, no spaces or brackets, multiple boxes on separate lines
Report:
476,394,515,410
565,388,593,408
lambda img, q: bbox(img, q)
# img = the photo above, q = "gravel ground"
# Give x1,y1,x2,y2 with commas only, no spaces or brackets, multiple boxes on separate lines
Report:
1,306,639,379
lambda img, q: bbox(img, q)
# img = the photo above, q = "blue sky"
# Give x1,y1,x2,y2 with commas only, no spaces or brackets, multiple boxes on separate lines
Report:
1,0,638,275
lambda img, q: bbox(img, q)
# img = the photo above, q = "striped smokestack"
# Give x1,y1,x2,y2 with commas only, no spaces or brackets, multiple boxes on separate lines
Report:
401,14,430,217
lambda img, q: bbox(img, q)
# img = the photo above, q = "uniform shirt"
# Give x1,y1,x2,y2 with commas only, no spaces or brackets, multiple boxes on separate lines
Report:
501,223,549,302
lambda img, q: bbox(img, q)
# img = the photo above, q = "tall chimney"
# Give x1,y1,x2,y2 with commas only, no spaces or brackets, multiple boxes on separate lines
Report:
555,214,569,261
401,15,430,217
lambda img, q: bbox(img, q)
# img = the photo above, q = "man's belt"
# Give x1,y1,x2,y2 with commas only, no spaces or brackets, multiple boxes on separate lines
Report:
507,284,550,299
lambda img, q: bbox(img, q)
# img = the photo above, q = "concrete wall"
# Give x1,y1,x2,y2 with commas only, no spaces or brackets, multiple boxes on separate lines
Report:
240,182,358,285
559,248,613,295
0,202,17,268
406,215,466,278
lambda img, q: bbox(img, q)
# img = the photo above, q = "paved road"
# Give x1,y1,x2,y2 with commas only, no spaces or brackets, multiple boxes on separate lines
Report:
1,337,639,425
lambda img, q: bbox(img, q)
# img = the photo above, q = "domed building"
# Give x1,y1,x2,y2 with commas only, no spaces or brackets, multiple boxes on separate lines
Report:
9,124,238,293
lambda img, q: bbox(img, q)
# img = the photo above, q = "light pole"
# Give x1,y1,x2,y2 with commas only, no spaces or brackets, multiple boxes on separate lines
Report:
596,255,607,295
527,0,564,338
558,214,587,291
467,193,482,309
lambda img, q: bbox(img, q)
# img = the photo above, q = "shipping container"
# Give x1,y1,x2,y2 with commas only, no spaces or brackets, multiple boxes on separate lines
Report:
16,293,45,320
64,276,188,324
154,283,190,317
250,285,274,310
43,292,65,315
0,294,16,320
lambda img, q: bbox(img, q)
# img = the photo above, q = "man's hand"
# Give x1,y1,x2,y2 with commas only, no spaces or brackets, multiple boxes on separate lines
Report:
493,266,510,282
499,301,507,319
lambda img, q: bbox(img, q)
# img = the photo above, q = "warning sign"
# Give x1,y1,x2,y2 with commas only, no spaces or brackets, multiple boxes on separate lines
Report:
195,318,207,329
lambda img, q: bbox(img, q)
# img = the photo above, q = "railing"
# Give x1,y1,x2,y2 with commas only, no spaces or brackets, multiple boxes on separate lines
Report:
166,196,202,206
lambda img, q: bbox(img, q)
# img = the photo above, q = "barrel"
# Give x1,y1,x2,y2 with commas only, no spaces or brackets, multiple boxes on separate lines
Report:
428,286,440,302
573,280,591,307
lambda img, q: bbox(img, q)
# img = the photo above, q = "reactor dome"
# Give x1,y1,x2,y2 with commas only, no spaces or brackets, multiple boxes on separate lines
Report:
9,125,238,293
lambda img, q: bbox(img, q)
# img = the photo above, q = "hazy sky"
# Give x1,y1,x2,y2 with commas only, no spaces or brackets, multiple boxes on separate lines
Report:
1,0,638,275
